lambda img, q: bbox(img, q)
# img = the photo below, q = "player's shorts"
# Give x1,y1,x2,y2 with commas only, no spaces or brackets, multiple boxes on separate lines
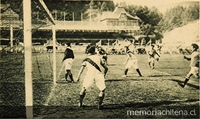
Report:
186,67,199,79
125,59,138,69
154,54,159,59
102,55,107,61
64,58,73,70
148,57,155,63
82,72,106,91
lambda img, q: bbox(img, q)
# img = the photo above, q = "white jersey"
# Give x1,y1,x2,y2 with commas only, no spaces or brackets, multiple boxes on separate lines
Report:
127,52,137,60
82,55,104,75
126,52,138,69
81,54,106,90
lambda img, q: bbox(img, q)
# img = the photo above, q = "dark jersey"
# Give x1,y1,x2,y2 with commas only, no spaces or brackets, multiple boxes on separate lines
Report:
148,49,159,58
62,47,74,62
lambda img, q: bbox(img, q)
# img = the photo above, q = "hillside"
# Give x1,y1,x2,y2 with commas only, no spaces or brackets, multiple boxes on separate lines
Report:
156,1,199,13
162,20,199,47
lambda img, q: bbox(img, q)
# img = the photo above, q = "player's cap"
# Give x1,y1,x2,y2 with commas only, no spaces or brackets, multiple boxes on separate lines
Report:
67,42,71,47
86,44,96,54
191,43,199,50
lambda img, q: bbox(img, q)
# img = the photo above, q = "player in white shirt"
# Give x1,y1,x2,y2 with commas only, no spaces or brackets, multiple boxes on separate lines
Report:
123,47,142,78
76,44,108,109
179,43,199,88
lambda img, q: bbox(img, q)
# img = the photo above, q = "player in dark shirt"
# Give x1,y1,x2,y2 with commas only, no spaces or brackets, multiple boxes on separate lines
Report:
179,43,199,88
147,45,160,69
97,45,108,65
62,42,75,82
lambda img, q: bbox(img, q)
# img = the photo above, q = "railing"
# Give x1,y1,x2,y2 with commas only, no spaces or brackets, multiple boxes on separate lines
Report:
0,19,140,31
106,20,138,26
52,20,140,31
54,20,138,26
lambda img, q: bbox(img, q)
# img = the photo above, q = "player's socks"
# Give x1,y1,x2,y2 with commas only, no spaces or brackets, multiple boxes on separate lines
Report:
65,73,68,81
148,62,151,68
179,78,189,88
69,74,74,82
124,69,128,75
98,94,105,106
136,69,142,77
98,91,105,109
98,97,104,109
183,78,189,87
79,92,86,107
152,63,155,69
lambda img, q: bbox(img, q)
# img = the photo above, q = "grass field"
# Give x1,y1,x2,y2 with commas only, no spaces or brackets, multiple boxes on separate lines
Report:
0,51,199,118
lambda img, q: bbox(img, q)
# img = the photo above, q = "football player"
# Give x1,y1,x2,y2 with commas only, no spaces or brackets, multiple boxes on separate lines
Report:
147,45,160,69
123,47,142,78
76,44,108,109
96,45,108,65
62,42,74,82
179,43,199,88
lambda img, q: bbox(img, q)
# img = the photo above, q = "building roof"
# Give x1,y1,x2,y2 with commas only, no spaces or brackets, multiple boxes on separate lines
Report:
101,7,140,21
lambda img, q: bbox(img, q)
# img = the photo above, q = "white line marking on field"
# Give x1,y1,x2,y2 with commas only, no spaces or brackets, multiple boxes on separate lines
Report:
44,63,65,106
44,84,57,106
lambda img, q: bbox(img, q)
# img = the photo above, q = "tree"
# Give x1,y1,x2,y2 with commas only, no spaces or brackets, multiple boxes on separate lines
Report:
186,4,199,21
83,0,114,21
101,2,108,11
101,1,115,11
158,3,199,32
124,4,163,40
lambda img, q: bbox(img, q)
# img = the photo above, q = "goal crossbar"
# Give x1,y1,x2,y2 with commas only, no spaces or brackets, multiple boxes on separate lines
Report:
35,0,55,25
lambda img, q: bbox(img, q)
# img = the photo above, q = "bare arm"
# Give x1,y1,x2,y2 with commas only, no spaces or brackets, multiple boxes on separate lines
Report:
76,66,85,82
101,61,108,76
102,64,108,76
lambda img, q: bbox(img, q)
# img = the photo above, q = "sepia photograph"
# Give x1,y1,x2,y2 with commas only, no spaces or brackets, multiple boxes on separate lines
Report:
0,0,199,118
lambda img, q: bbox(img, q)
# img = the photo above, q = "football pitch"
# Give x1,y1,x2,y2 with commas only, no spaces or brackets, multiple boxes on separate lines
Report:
0,51,199,118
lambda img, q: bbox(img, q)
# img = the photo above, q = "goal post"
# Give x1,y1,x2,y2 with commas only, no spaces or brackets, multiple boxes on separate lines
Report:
52,25,56,84
23,0,33,118
23,0,55,118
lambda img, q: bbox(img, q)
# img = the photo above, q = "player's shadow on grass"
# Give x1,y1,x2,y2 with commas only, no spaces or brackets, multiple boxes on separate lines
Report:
105,79,125,82
102,99,199,110
170,74,183,76
33,80,53,83
147,74,171,77
105,78,157,82
107,63,116,66
171,79,199,90
105,78,145,82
